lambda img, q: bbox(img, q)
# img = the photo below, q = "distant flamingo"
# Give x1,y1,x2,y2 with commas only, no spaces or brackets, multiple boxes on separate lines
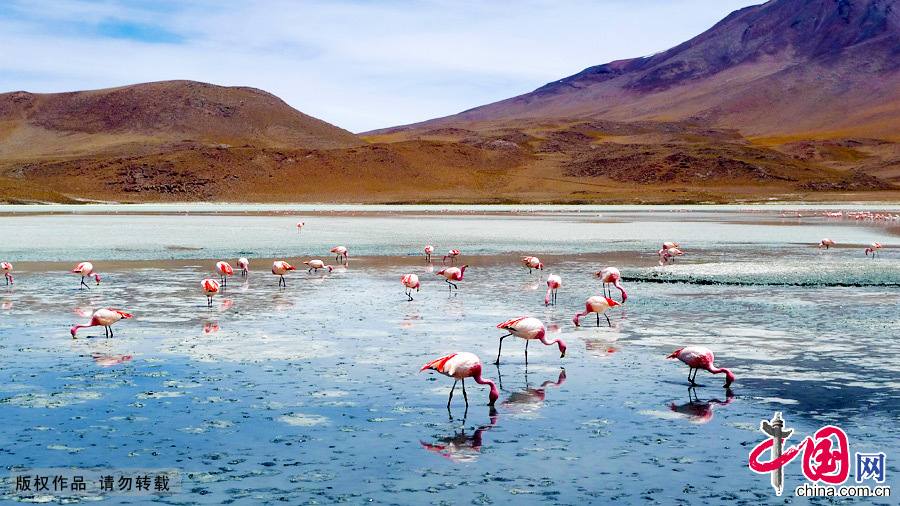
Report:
424,245,434,263
296,221,305,234
442,249,461,265
436,265,467,292
272,260,295,287
594,267,628,302
304,259,334,273
494,316,566,365
215,261,234,286
72,262,101,289
331,246,349,265
70,308,132,338
659,247,684,264
521,256,543,274
544,274,561,305
573,296,621,327
661,241,680,250
819,238,835,249
401,273,420,301
1,262,12,285
865,242,882,257
666,346,735,388
420,352,499,408
237,257,250,277
201,278,220,307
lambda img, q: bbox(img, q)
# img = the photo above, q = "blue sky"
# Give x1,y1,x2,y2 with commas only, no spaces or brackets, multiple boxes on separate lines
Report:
0,1,759,132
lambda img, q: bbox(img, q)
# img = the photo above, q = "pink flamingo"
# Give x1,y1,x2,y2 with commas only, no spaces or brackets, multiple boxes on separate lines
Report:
72,262,101,289
70,308,132,338
331,246,349,265
215,261,234,286
424,245,434,263
304,259,334,273
544,274,561,305
659,247,684,264
666,346,735,388
594,267,628,302
573,296,621,327
272,260,295,287
865,242,882,257
494,316,566,365
442,249,461,265
296,221,305,234
521,256,543,274
237,257,250,277
420,352,499,408
436,265,467,292
401,273,420,301
1,262,12,285
201,278,220,307
819,238,835,249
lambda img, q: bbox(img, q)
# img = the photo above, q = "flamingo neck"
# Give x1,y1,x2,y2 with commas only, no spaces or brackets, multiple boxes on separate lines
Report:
707,365,735,386
539,334,567,357
613,280,628,302
544,286,552,305
472,368,498,405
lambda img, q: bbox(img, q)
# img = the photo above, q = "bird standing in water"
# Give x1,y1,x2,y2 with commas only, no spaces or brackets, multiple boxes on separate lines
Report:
272,260,295,287
819,238,835,249
494,316,566,365
595,267,628,302
331,246,349,265
573,296,621,327
666,346,735,388
237,257,250,277
72,262,101,289
1,262,12,285
544,274,561,305
420,352,499,409
443,249,461,265
216,261,234,286
424,245,434,263
201,278,220,307
70,308,132,338
436,265,467,292
865,242,882,257
401,273,420,300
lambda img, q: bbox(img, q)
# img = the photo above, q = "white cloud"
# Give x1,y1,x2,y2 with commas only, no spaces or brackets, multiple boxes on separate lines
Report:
0,0,760,132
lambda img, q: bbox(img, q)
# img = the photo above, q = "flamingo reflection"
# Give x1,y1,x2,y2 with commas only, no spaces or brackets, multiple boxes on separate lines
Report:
420,413,498,462
497,368,566,415
92,353,133,367
203,320,220,334
669,387,735,424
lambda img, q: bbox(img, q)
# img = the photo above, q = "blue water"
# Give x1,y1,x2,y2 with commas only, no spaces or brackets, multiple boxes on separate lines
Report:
0,206,897,504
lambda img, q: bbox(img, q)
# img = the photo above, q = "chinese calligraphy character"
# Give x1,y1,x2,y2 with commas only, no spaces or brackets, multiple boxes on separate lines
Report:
136,474,152,491
100,475,115,492
118,476,133,491
154,474,170,492
71,476,86,492
15,475,32,492
52,475,68,491
801,426,850,484
855,452,886,483
33,476,49,491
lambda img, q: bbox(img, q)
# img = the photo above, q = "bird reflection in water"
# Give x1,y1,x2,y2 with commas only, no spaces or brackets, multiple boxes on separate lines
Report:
584,338,621,359
497,367,566,415
203,320,220,334
420,412,498,462
669,387,735,424
92,353,133,367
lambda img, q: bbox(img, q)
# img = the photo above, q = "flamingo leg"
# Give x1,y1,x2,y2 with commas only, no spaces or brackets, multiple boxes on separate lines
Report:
406,289,413,301
80,276,89,289
494,333,510,365
462,378,468,407
525,340,529,365
448,380,458,408
605,314,612,327
596,313,600,327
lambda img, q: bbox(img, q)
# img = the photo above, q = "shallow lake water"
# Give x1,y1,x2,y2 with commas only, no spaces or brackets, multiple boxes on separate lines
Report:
0,205,898,504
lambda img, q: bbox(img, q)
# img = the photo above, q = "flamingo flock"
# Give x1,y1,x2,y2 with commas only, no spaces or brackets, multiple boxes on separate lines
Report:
2,217,891,418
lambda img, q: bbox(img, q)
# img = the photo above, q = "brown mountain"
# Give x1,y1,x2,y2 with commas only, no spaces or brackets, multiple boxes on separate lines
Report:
0,80,361,160
366,0,900,200
385,0,899,139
